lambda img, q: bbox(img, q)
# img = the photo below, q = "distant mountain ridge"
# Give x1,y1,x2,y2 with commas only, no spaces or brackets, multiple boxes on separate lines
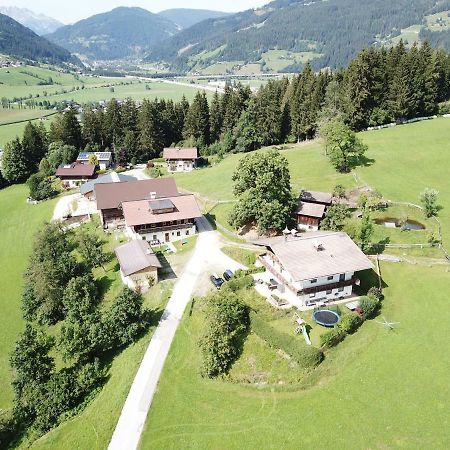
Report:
158,8,233,29
147,0,450,71
0,13,78,65
45,7,179,61
0,6,63,35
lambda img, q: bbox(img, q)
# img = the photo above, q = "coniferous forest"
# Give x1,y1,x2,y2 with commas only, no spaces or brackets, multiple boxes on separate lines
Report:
2,42,450,187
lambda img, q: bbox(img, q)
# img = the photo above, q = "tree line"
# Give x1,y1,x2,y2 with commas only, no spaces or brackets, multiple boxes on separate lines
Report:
1,42,450,188
0,223,152,445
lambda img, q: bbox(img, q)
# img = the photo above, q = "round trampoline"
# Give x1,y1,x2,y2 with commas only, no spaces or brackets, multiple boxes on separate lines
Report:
313,309,340,327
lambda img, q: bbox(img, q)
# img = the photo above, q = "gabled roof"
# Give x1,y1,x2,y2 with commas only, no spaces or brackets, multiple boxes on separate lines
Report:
163,147,198,160
114,240,162,276
123,194,202,226
77,152,112,161
95,178,179,210
297,201,326,219
80,172,136,195
56,162,96,177
252,231,373,282
300,190,332,205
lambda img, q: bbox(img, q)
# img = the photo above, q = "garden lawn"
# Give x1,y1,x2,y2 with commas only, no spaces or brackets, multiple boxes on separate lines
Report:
359,118,450,245
140,262,450,449
0,185,57,409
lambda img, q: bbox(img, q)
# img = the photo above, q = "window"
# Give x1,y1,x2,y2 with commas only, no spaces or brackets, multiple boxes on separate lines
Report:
339,273,345,282
309,293,316,298
338,287,344,292
186,230,190,235
326,290,332,295
327,276,334,281
311,279,317,284
177,231,181,237
153,235,157,240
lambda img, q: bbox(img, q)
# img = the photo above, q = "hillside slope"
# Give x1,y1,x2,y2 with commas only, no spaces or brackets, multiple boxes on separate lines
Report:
0,14,77,65
147,0,447,71
158,9,232,29
0,6,63,35
46,7,179,60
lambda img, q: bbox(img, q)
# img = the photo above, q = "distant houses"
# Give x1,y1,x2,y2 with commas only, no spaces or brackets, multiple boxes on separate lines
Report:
56,162,96,189
297,190,332,231
163,147,198,172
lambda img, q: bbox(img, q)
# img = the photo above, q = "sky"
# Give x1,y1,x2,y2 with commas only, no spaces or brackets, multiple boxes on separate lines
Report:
0,0,270,23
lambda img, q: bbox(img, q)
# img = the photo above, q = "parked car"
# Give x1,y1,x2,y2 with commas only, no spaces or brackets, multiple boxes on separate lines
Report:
223,269,234,281
210,273,225,290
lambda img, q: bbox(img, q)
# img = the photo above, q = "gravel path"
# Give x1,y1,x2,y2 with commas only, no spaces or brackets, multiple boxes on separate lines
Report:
108,217,245,450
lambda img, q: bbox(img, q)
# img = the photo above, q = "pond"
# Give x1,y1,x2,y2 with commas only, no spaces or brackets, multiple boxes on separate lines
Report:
374,218,426,230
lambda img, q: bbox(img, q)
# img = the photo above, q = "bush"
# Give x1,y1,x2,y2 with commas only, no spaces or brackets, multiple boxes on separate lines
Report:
250,312,323,368
199,292,249,378
337,313,362,334
0,410,18,448
27,173,58,201
359,295,379,319
320,328,347,348
224,275,254,292
367,287,383,301
147,161,155,168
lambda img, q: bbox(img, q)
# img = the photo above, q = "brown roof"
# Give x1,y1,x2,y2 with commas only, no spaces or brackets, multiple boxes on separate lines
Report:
95,178,179,210
122,194,202,226
115,240,162,276
297,201,326,219
300,190,332,205
56,162,96,178
252,231,373,282
163,147,198,160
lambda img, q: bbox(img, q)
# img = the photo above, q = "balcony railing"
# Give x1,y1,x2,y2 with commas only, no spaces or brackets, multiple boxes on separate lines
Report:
134,222,194,234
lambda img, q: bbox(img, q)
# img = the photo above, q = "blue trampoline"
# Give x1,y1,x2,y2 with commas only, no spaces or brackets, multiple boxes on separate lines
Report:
313,309,340,327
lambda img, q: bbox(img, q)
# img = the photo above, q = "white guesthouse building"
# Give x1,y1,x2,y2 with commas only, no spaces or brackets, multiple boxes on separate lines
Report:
254,231,373,307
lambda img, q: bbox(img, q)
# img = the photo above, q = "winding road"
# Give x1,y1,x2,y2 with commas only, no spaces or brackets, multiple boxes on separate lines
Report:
108,216,245,450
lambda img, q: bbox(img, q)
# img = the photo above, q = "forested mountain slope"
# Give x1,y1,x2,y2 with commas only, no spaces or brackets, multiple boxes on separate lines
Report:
158,9,232,29
0,14,77,65
46,7,179,60
147,0,449,71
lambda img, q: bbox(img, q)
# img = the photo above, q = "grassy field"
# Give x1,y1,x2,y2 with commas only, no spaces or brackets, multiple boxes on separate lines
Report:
261,50,322,72
174,142,355,202
0,185,58,409
359,118,450,244
140,262,450,449
0,115,55,148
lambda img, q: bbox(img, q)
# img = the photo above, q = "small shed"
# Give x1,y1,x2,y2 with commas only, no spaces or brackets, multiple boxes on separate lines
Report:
114,240,162,291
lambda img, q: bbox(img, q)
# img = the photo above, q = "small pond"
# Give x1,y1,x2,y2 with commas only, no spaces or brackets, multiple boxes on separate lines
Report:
374,218,426,230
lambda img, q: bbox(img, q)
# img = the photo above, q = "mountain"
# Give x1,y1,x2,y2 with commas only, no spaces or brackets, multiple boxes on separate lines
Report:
45,7,179,61
158,9,232,29
147,0,450,72
0,6,63,35
0,13,78,65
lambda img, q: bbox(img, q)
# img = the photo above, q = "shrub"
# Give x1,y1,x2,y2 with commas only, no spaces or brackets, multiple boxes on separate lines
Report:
338,313,362,334
199,292,249,378
367,287,383,301
359,295,379,319
27,173,58,201
250,312,323,368
320,328,347,348
225,275,254,292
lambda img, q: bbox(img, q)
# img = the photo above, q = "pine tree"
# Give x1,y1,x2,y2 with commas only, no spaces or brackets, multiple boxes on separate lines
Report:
209,91,223,143
1,137,30,183
183,91,210,148
21,121,48,170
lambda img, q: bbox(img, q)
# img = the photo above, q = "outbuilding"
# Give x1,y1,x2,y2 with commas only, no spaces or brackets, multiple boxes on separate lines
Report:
114,239,162,292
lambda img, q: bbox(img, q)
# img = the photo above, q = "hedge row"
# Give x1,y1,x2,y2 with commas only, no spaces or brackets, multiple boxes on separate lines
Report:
250,312,323,368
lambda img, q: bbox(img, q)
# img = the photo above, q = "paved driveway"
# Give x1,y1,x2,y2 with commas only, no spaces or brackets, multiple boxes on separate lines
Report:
108,217,245,450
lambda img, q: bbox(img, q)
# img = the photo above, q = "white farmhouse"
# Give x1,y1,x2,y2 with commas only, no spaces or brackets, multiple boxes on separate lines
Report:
163,147,198,172
253,231,373,307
